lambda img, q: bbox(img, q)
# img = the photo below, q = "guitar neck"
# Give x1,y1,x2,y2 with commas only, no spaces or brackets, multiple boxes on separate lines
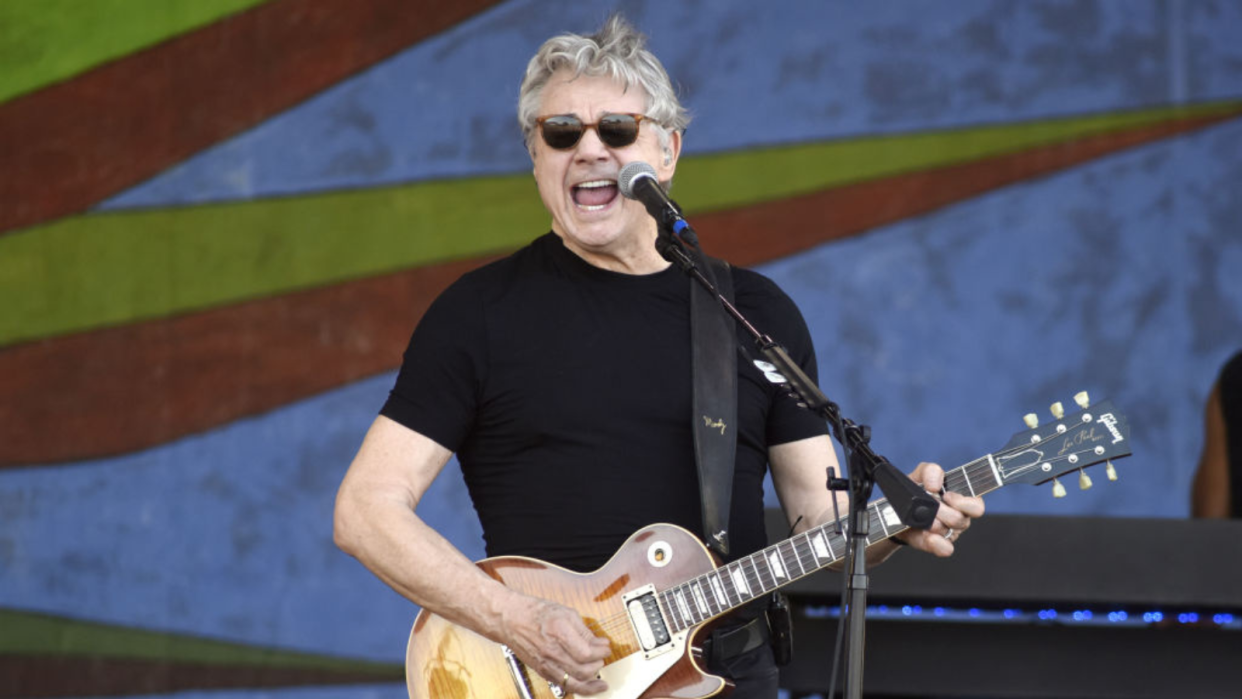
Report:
657,455,1001,633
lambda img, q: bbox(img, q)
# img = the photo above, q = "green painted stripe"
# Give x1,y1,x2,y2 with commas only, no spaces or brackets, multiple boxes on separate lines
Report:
674,100,1242,213
0,608,400,675
0,0,269,104
1,100,1238,349
0,174,547,348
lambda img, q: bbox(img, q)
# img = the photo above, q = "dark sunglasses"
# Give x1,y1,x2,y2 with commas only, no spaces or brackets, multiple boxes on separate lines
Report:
535,113,651,150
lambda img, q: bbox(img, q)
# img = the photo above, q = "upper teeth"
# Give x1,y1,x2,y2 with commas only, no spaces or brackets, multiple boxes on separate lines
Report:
576,180,613,188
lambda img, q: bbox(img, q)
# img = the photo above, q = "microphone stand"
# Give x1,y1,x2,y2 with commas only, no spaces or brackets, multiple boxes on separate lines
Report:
655,224,937,699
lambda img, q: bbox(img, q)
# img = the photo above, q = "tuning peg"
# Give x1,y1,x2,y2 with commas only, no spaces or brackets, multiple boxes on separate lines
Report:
1050,401,1065,419
1074,391,1090,409
1105,460,1119,482
1052,478,1067,498
1024,413,1039,429
1078,469,1093,490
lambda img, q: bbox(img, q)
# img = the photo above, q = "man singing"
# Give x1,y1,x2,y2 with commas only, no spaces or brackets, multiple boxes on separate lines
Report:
334,14,983,698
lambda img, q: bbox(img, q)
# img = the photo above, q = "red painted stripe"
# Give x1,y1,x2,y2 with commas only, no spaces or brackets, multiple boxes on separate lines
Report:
0,112,1234,467
0,255,500,467
0,0,503,236
698,111,1240,266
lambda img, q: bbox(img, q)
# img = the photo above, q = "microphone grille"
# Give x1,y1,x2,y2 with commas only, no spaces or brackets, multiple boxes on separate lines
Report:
617,161,658,199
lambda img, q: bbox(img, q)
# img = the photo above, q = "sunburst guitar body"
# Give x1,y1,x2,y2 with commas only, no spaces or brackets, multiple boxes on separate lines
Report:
408,523,730,699
406,396,1132,699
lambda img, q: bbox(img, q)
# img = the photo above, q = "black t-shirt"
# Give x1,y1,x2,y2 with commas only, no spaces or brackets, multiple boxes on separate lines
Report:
1219,350,1242,516
382,232,829,571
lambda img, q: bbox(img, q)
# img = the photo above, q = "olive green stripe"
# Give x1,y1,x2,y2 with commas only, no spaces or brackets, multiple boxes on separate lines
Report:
674,100,1242,213
1,100,1237,349
0,609,399,675
0,0,269,105
0,174,547,349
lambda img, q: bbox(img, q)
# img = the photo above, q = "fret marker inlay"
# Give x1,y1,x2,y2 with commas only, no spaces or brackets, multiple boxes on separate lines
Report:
880,504,901,529
730,567,751,597
710,575,726,605
812,532,831,561
767,552,786,580
692,585,708,614
676,590,691,620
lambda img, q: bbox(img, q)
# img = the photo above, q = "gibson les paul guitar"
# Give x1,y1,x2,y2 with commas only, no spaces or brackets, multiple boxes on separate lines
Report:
406,395,1132,699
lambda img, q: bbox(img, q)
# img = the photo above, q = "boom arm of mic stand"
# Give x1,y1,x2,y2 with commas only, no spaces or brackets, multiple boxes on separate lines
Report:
656,225,937,530
659,223,936,699
757,344,939,531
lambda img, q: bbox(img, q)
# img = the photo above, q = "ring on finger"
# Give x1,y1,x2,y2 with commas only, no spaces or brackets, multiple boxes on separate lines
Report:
944,528,956,542
561,671,570,687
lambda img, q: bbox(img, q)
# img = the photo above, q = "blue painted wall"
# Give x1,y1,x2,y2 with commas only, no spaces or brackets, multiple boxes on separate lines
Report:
2,1,1240,695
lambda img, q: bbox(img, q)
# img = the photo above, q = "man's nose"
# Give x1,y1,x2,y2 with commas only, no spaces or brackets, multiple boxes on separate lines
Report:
574,126,610,160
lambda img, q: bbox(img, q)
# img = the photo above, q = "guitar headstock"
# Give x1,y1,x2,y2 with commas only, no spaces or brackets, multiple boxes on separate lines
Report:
993,392,1131,497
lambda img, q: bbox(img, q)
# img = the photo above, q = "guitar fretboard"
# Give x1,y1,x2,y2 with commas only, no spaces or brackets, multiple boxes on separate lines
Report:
657,454,1003,632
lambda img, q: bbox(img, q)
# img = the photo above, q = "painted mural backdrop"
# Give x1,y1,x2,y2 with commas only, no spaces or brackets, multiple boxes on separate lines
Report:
2,0,1240,696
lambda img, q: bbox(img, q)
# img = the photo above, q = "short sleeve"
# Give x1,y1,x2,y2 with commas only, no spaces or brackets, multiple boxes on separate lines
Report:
380,278,487,452
733,269,831,447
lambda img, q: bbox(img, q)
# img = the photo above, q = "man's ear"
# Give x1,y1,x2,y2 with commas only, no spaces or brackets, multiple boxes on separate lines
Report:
660,129,683,179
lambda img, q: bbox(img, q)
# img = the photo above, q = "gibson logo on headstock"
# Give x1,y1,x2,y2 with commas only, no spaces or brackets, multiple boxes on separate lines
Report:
1099,412,1124,444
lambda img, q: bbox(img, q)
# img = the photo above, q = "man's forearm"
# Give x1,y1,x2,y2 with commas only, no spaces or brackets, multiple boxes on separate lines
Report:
334,486,522,640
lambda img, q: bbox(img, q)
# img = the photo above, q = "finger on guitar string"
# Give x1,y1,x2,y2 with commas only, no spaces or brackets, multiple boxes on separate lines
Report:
942,488,985,519
584,611,630,635
544,605,611,662
912,461,947,495
501,596,611,695
933,509,970,537
587,618,630,639
912,461,984,544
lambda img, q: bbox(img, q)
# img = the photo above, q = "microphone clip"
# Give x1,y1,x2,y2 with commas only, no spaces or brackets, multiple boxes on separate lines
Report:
655,218,698,271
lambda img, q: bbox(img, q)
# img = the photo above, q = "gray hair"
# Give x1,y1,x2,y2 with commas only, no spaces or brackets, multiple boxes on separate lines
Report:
517,14,690,156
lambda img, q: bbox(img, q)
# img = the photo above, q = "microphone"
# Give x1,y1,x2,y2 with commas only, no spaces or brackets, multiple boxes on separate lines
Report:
617,161,696,243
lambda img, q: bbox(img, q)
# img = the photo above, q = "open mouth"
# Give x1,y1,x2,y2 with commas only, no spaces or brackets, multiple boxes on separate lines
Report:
571,179,619,212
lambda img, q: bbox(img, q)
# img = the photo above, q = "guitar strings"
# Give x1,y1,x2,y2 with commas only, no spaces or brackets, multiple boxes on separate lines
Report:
571,428,1112,643
582,561,780,640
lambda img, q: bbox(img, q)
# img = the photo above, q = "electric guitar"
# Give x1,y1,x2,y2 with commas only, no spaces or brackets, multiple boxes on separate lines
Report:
406,394,1132,699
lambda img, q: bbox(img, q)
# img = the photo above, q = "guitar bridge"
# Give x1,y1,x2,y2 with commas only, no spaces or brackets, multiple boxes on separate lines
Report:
500,645,535,699
622,585,673,657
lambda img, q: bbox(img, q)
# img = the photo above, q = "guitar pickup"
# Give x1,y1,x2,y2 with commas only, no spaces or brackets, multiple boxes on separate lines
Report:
622,585,671,656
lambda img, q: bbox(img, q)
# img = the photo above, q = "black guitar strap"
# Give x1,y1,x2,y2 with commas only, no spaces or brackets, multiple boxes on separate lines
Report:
691,254,737,557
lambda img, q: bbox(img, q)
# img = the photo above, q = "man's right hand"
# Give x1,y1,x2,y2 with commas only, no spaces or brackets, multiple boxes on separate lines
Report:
499,592,612,696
